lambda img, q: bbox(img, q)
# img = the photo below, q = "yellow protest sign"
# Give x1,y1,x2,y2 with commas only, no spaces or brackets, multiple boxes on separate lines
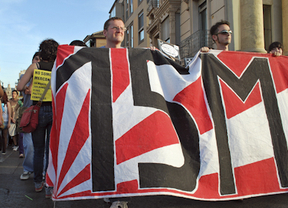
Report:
31,69,52,101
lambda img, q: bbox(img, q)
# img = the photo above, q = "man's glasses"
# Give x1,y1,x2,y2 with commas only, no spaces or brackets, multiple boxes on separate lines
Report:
110,26,127,32
216,30,232,35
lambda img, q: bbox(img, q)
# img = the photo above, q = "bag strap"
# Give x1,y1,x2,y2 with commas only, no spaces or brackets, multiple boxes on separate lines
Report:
35,62,51,107
36,79,51,107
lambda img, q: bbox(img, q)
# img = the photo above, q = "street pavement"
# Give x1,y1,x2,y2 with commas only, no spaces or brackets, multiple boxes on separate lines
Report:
1,146,288,208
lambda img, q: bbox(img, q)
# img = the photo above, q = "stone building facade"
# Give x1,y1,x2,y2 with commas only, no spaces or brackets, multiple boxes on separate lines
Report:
104,0,287,59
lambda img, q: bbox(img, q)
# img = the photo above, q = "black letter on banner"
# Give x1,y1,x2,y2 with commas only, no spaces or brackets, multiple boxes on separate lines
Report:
201,54,288,195
129,49,200,191
56,48,115,192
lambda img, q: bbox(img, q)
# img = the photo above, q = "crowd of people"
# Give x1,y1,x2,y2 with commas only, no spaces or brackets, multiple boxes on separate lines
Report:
0,17,285,208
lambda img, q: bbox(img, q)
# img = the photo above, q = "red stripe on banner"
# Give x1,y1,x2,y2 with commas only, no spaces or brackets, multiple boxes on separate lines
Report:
51,83,68,176
57,164,91,197
116,111,179,165
193,173,220,198
117,180,139,194
56,45,75,68
234,157,281,195
268,56,288,93
57,90,91,190
173,77,213,134
220,80,262,119
111,48,130,103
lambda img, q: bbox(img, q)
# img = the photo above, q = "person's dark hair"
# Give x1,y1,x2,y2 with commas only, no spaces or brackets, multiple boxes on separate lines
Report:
268,41,282,53
103,17,124,30
69,40,87,47
39,39,59,62
12,90,18,95
32,52,40,61
2,91,8,104
210,20,230,37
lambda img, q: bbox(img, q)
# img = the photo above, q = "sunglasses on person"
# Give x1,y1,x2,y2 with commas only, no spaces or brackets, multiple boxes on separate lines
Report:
216,30,233,35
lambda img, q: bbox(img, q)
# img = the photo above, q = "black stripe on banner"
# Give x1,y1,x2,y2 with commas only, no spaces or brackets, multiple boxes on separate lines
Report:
128,48,200,191
90,48,115,192
56,47,115,191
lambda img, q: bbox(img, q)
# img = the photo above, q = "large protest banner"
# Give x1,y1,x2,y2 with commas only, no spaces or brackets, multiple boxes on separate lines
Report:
47,45,288,201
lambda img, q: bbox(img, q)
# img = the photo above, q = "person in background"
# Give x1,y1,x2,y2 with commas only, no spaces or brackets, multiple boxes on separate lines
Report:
0,87,3,131
14,98,24,157
1,91,11,155
69,40,87,47
9,90,19,151
17,39,59,198
19,52,40,180
268,41,283,56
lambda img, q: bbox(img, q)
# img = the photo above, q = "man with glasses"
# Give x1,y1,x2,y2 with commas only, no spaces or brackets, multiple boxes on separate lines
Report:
201,20,232,51
102,17,126,48
210,20,232,51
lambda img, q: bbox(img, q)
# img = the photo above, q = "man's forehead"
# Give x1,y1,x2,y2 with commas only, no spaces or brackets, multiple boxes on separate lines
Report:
109,20,124,26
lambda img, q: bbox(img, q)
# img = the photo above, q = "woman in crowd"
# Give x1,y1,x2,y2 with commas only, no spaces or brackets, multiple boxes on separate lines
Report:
17,39,58,198
1,91,11,154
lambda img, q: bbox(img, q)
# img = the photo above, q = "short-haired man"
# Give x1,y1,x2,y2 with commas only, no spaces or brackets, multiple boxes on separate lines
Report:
102,17,126,48
201,20,232,52
210,20,232,51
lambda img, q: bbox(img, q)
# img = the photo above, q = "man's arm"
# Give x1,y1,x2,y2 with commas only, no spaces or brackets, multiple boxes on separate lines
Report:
0,87,3,98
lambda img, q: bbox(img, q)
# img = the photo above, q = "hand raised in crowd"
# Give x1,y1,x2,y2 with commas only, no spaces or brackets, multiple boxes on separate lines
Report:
200,47,210,52
150,46,157,51
271,51,282,57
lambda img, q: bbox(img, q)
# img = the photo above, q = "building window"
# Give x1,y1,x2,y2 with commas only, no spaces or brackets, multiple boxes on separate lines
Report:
110,6,116,18
138,0,143,6
263,4,272,51
126,26,129,46
138,11,144,43
126,0,129,20
130,0,133,14
130,24,134,48
175,13,180,45
198,0,208,46
161,17,170,43
126,23,134,48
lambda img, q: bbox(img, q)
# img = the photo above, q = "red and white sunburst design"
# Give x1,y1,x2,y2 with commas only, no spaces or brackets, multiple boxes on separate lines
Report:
48,45,93,199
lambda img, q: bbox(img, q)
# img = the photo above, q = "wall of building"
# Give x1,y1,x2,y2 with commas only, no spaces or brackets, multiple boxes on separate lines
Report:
180,1,190,41
107,0,285,58
124,0,150,48
95,39,107,48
